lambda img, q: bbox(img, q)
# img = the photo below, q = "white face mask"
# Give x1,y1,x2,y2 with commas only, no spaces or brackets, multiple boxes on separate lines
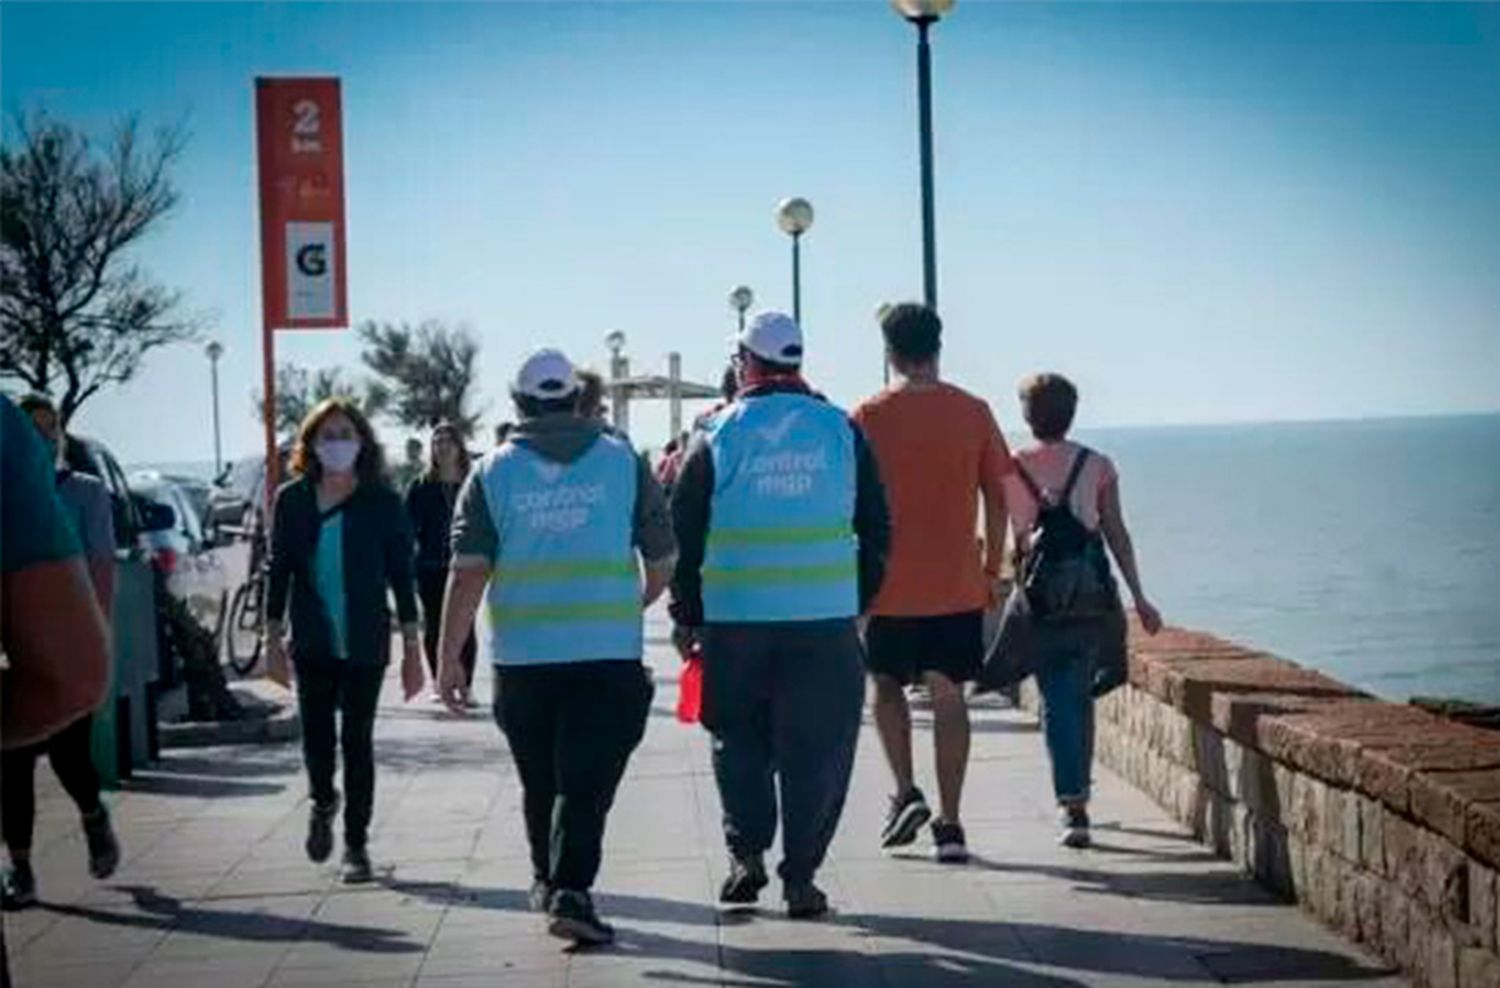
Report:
315,438,361,474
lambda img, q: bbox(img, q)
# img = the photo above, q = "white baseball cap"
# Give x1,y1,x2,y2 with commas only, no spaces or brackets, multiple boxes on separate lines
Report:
512,348,580,400
738,311,804,366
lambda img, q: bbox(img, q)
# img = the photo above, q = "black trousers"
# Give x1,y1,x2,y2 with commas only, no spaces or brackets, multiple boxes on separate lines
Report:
417,566,476,685
2,714,102,853
295,659,385,849
702,620,865,886
494,660,653,893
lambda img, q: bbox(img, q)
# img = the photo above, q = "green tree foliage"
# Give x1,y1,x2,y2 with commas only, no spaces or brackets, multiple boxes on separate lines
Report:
357,319,480,438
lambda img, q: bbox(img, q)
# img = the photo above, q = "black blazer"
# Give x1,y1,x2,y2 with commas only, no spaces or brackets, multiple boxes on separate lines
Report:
267,477,419,666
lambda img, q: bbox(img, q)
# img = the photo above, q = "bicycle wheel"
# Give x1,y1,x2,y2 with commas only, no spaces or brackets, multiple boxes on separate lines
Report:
225,582,263,676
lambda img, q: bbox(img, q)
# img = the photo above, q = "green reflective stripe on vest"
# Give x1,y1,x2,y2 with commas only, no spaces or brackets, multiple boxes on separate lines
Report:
707,524,852,547
702,562,857,586
489,600,640,624
495,560,637,582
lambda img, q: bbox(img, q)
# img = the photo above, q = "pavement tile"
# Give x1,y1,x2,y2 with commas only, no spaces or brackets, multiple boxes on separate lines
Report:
7,619,1408,987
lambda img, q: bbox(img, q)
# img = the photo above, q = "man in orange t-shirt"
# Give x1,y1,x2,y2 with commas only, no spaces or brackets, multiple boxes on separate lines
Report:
852,303,1011,864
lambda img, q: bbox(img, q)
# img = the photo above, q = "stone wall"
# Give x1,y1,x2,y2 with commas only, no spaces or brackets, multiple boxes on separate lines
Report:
1019,624,1500,988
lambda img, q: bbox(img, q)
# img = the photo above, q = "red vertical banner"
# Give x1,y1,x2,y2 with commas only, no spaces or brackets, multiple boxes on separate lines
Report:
255,77,348,330
255,77,347,506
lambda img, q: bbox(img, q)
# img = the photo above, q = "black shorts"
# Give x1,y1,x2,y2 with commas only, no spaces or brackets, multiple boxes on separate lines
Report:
864,610,984,686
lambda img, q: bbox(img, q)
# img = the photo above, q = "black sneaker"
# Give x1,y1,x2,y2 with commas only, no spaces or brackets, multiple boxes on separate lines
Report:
82,807,120,879
341,846,373,884
1058,806,1091,848
880,786,932,848
548,889,615,946
718,854,768,905
305,792,340,864
2,863,36,911
932,819,969,864
529,878,554,913
784,881,829,920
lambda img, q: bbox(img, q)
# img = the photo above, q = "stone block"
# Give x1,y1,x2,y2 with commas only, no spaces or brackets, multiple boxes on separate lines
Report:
1205,790,1235,857
1418,825,1469,920
1263,703,1436,791
1246,814,1295,899
1169,655,1363,725
1388,812,1425,899
1351,870,1384,946
1418,909,1461,988
1322,785,1361,863
1381,892,1413,970
1318,852,1355,938
1469,802,1500,872
1458,948,1500,988
1363,796,1387,876
1274,762,1299,830
1210,690,1322,749
1194,722,1230,790
1292,773,1328,846
1471,861,1497,953
1359,743,1500,819
1413,770,1500,848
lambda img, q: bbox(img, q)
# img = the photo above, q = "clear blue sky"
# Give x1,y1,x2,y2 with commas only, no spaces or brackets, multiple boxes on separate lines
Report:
5,1,1499,465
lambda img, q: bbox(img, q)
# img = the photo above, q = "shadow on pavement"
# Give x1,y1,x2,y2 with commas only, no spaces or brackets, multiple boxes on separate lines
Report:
378,877,1391,984
964,853,1279,907
43,885,423,954
121,774,286,799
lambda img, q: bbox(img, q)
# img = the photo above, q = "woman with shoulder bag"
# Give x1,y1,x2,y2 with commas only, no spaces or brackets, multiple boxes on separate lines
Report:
264,398,426,883
1002,374,1162,849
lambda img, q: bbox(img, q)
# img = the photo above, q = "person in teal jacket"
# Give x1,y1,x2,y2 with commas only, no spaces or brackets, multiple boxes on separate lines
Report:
437,349,677,947
669,312,891,920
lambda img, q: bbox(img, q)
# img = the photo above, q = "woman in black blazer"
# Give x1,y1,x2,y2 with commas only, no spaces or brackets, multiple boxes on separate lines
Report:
264,398,425,883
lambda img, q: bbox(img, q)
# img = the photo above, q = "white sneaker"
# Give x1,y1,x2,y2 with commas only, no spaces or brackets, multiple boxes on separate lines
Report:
1058,806,1091,848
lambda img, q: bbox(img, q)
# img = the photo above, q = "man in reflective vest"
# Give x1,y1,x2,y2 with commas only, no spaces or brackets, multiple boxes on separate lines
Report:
670,312,890,919
437,348,677,946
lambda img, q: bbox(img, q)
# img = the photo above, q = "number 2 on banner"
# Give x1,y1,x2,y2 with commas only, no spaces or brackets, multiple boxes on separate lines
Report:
292,99,322,153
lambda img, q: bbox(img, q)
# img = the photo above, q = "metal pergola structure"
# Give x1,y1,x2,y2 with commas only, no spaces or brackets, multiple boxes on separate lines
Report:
605,343,720,443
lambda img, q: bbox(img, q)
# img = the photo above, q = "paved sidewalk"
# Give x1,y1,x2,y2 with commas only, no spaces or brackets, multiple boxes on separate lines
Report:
6,612,1403,987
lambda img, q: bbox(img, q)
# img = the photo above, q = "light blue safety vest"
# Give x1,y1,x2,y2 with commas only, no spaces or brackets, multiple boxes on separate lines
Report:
702,392,859,622
479,433,642,665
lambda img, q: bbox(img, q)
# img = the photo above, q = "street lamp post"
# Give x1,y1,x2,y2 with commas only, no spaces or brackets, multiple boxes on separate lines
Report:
205,341,225,478
604,330,629,435
728,285,755,334
892,0,954,311
775,198,814,326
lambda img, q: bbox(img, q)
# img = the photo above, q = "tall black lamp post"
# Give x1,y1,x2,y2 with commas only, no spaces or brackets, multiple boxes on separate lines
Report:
892,0,954,311
728,285,755,334
775,197,814,326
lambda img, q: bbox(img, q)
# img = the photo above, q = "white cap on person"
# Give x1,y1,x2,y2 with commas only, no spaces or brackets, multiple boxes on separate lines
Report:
737,311,804,367
513,348,580,399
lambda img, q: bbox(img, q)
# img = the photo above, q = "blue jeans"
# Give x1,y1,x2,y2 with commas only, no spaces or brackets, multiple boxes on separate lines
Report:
1033,624,1098,805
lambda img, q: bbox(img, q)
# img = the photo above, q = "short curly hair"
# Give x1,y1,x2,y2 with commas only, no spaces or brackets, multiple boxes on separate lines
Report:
1018,373,1079,441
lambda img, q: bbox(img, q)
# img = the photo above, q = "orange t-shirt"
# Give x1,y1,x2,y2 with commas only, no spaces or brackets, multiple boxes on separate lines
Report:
853,382,1013,617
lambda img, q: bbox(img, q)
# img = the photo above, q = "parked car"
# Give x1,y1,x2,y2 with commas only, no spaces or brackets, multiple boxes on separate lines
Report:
128,471,231,637
208,449,287,534
164,474,214,531
208,457,260,530
63,435,150,553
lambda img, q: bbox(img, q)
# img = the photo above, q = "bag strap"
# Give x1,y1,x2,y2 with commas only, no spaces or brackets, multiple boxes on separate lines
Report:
1014,461,1045,506
1059,447,1092,504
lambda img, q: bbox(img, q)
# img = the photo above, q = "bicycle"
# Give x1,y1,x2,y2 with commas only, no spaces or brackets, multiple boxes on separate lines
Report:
225,527,268,677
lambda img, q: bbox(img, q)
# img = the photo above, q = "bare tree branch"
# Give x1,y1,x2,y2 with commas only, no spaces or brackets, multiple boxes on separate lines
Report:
1,110,200,424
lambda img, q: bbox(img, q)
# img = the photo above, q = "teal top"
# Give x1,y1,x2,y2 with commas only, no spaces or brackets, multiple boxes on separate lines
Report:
0,397,81,574
312,511,348,659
